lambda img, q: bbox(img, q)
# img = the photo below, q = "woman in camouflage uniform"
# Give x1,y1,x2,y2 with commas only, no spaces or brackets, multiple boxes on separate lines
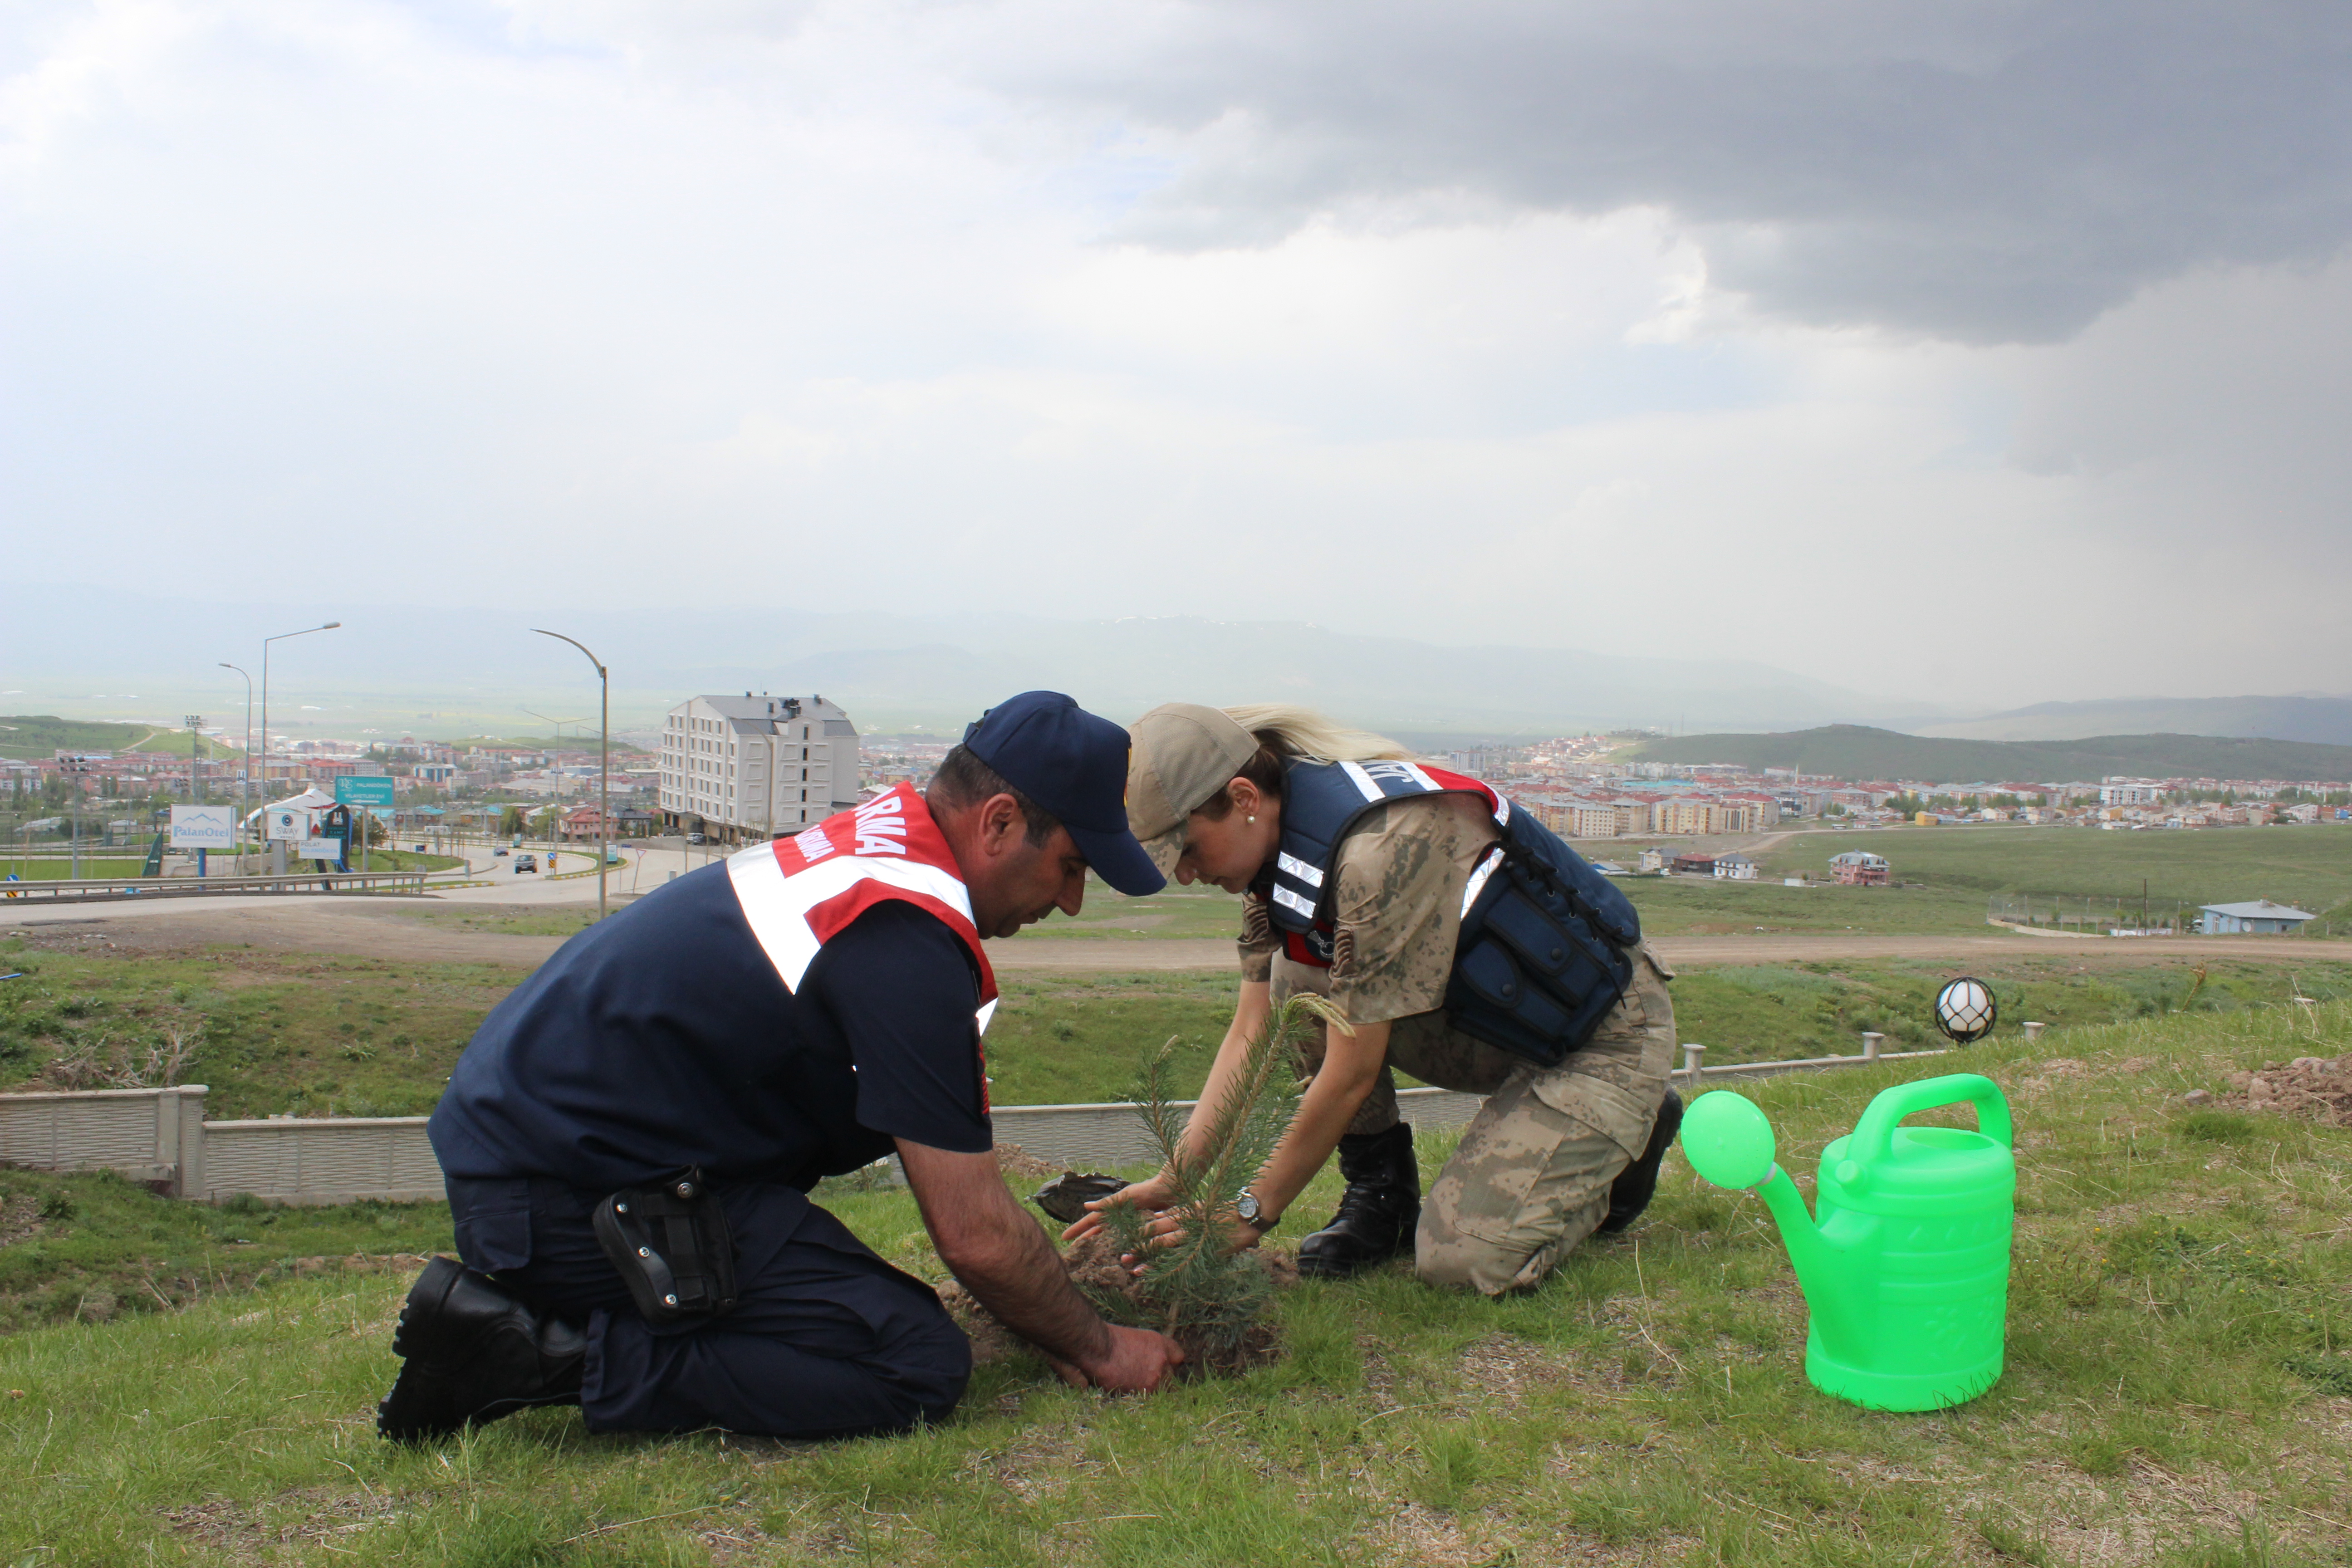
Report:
1073,703,1681,1295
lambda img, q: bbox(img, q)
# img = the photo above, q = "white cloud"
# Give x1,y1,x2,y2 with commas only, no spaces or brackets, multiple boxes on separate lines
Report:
0,0,2347,711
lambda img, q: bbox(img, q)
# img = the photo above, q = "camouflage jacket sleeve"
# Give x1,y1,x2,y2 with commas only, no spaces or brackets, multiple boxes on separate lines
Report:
1237,890,1278,983
1324,794,1500,1026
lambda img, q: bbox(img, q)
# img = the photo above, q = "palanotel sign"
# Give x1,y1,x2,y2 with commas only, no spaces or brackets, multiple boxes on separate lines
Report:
169,804,237,850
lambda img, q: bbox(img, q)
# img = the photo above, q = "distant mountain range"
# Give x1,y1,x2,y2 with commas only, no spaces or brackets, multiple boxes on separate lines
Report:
1918,696,2352,747
1628,726,2352,784
6,587,2346,751
1,591,1943,739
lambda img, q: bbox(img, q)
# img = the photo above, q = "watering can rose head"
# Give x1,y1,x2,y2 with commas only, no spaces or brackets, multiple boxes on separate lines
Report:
1681,1090,1777,1190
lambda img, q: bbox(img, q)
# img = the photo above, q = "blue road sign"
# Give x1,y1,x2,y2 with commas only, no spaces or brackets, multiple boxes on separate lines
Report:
335,776,397,810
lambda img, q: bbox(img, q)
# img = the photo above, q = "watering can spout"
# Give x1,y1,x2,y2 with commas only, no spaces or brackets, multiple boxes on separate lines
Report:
1680,1091,1871,1361
1746,1164,1871,1360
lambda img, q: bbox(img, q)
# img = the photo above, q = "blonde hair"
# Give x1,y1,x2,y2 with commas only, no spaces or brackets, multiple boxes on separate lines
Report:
1219,704,1414,764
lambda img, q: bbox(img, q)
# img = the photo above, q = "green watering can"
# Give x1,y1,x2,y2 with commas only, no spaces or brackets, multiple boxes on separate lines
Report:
1681,1073,2015,1412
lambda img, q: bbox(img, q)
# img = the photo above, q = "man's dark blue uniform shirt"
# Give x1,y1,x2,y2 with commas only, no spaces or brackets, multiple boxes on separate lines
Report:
428,861,993,1194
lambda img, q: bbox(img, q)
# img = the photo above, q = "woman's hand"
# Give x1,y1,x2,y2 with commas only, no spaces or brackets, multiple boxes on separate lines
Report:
1121,1205,1267,1263
1059,1172,1178,1244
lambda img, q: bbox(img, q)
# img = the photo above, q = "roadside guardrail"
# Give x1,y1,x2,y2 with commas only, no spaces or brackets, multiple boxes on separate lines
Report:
0,869,434,904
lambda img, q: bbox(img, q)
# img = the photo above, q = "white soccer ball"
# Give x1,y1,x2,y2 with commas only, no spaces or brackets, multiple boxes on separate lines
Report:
1934,977,1997,1043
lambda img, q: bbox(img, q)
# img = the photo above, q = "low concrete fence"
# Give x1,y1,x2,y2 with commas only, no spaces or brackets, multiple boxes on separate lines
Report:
0,1085,208,1196
0,1035,1949,1205
203,1116,445,1204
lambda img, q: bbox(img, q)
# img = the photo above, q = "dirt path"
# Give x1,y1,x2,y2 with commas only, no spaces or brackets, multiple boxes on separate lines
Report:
0,900,564,966
12,898,2352,973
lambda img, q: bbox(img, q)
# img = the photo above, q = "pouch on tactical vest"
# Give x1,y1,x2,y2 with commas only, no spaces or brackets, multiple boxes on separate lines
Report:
592,1168,739,1324
1444,811,1639,1069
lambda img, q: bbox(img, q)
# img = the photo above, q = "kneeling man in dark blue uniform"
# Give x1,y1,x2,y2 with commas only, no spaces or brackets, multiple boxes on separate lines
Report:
378,691,1185,1442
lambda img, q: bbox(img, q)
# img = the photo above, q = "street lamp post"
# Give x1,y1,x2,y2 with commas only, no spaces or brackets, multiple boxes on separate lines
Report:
61,755,92,878
260,625,342,789
260,622,340,866
531,629,610,922
219,663,254,872
185,714,205,803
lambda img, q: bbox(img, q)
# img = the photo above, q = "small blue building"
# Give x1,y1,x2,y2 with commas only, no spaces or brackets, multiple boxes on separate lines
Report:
2198,900,2318,936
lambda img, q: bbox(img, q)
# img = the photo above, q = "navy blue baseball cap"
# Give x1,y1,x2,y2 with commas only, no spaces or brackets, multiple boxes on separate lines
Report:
962,691,1166,896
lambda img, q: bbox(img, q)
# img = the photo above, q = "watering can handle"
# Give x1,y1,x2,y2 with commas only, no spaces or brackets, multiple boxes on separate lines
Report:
1847,1073,2013,1173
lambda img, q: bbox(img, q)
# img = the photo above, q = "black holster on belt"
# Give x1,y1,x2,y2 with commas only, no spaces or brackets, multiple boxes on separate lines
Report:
591,1168,739,1324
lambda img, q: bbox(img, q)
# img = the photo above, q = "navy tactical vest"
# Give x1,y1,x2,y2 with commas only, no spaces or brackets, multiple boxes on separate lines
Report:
1261,757,1642,1066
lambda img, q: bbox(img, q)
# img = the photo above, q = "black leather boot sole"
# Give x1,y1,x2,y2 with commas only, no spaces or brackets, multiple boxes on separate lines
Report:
1598,1088,1684,1235
1298,1122,1421,1279
377,1256,586,1443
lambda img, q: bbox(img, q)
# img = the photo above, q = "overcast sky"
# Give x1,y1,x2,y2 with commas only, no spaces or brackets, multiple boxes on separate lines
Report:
5,1,2349,709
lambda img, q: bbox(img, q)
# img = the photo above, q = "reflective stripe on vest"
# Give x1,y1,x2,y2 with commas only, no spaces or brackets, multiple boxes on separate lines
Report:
1263,758,1507,967
725,783,1000,1035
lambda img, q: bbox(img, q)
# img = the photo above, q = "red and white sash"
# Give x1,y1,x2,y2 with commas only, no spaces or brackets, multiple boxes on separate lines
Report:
725,783,1000,1036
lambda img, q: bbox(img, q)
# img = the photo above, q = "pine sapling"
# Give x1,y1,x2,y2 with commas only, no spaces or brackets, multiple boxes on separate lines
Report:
1087,992,1348,1371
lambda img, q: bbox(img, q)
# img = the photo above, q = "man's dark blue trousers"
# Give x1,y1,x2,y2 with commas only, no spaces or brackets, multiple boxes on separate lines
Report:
445,1176,971,1439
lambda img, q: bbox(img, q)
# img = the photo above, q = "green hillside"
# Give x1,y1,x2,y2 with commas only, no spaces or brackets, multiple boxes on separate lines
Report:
0,715,216,760
1629,724,2352,783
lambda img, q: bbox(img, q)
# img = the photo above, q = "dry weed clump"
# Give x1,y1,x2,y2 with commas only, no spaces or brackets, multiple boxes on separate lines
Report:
42,1024,197,1089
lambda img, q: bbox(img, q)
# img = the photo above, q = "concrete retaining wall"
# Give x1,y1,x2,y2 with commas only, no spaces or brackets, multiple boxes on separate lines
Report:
0,1039,1944,1204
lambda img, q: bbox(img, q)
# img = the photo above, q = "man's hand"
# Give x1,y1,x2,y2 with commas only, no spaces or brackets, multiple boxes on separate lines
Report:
898,1138,1180,1389
1048,1324,1186,1392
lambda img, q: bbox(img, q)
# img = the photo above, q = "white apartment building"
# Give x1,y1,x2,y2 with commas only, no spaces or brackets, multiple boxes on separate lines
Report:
659,694,861,842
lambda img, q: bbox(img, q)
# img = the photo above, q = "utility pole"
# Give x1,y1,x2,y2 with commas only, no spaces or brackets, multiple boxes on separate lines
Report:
532,630,611,922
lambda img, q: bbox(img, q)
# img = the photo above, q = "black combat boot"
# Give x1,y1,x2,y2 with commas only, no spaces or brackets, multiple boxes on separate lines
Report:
1598,1088,1684,1235
1298,1121,1420,1279
377,1256,586,1442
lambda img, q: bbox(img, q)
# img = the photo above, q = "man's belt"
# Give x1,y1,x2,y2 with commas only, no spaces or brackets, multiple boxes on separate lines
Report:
591,1168,739,1324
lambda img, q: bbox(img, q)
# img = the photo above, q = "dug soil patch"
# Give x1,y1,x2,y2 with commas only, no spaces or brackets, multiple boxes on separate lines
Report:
2225,1053,2352,1126
938,1230,1294,1378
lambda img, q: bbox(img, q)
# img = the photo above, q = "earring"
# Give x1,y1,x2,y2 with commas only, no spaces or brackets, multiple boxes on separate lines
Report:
1247,814,1256,823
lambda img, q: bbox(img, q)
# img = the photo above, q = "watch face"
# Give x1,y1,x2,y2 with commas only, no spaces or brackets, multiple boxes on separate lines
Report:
1237,1191,1261,1224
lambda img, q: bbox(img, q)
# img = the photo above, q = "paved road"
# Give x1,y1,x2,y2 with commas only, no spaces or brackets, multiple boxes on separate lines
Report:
10,893,2352,975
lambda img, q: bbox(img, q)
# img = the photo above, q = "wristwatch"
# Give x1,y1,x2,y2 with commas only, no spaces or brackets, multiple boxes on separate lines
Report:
1235,1187,1279,1233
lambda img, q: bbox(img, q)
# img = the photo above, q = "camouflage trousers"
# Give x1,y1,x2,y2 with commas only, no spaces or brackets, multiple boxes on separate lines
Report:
1273,946,1677,1295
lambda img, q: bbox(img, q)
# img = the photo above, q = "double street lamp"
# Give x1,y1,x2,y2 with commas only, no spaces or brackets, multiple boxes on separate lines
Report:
532,629,611,922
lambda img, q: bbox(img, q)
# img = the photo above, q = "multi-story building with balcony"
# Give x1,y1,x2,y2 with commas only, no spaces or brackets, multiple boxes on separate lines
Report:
658,694,861,843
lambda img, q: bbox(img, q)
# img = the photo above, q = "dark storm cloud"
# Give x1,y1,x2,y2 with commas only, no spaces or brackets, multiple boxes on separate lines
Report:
1026,0,2352,343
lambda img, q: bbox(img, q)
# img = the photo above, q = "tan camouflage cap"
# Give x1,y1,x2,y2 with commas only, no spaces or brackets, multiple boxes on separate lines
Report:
1126,703,1261,876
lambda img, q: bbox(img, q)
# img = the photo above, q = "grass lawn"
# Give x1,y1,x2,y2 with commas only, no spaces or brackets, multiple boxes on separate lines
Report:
1022,880,1248,940
1010,824,2352,943
4,1002,2347,1563
0,1170,452,1335
386,906,607,939
1758,825,2352,925
0,936,526,1120
1667,956,2352,1063
1617,875,1994,937
343,848,465,873
12,930,2348,1117
2,858,149,882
